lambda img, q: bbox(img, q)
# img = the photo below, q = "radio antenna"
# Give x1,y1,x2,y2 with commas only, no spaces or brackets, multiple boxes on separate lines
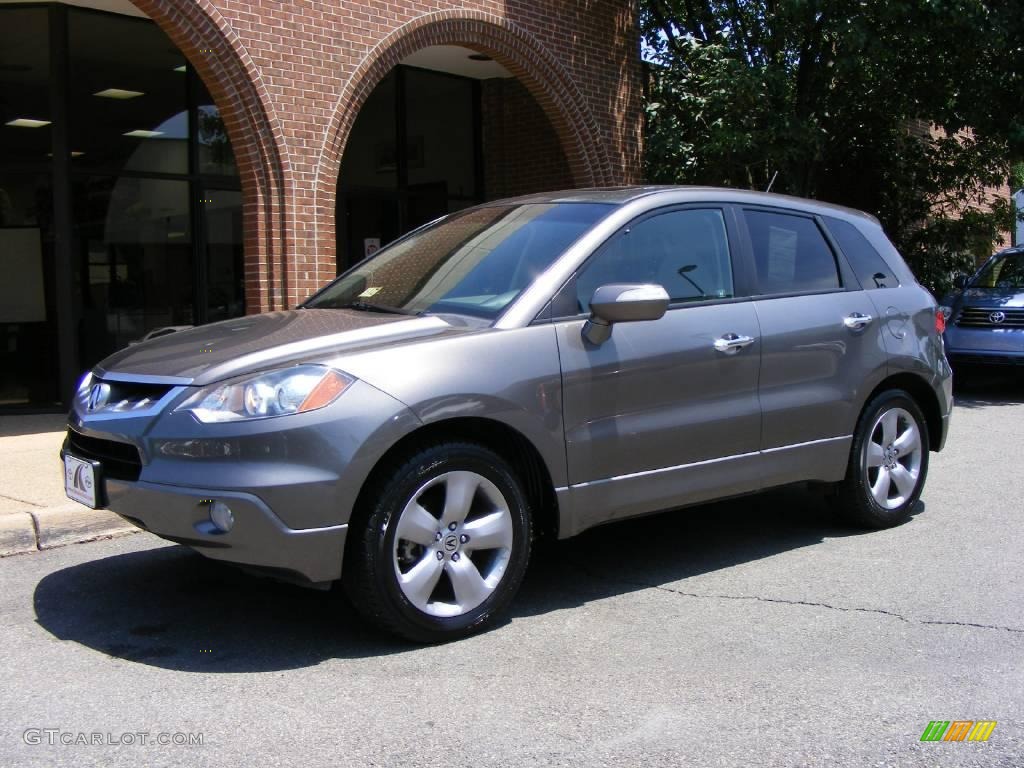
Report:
765,171,778,193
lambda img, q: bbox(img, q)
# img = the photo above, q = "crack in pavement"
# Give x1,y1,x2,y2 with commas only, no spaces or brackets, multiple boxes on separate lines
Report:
557,560,1024,635
0,492,44,508
645,582,1024,635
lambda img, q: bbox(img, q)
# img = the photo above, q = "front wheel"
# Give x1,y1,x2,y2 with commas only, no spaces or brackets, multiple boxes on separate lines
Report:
344,442,532,643
836,390,930,528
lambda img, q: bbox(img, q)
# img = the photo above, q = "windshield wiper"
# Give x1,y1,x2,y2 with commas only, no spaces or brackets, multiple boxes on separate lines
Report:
338,301,421,316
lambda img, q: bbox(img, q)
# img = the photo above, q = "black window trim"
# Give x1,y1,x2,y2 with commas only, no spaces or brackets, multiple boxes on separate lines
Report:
539,202,753,324
735,204,860,300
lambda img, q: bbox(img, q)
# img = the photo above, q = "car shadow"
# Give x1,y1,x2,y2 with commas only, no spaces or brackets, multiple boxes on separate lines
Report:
33,485,917,671
952,367,1024,409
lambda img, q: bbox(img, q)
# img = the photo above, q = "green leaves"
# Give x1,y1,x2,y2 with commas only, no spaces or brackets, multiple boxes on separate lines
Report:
642,0,1023,295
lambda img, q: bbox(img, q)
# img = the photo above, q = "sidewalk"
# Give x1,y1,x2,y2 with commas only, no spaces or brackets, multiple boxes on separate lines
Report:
0,414,136,556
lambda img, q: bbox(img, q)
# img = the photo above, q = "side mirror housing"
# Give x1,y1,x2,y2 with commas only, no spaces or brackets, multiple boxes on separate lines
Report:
582,283,670,345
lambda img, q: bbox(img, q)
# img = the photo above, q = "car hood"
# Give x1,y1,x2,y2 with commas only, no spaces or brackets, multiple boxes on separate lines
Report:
955,287,1024,308
95,309,466,386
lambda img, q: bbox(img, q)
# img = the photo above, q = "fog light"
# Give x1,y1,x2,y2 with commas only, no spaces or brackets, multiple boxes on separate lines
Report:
209,501,234,533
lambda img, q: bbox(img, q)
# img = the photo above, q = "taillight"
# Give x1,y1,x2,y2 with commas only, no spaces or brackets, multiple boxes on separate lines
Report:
935,308,947,334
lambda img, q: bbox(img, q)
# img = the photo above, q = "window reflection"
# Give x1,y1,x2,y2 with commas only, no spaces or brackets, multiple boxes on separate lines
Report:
69,10,188,174
0,9,51,167
75,176,193,367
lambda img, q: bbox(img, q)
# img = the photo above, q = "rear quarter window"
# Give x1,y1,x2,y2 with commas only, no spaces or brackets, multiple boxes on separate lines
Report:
824,216,899,289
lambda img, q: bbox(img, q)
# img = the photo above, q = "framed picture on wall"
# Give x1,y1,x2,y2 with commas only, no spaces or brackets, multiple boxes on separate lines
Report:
0,227,46,323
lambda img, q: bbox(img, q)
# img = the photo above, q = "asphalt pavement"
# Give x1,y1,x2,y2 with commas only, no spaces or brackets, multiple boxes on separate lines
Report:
1,370,1022,767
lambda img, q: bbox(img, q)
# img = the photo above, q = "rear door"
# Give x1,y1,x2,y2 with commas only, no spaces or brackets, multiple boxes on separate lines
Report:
554,205,763,534
738,207,889,487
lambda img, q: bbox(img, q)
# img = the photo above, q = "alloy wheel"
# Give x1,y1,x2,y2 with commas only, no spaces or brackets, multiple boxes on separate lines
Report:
862,406,924,510
392,470,514,617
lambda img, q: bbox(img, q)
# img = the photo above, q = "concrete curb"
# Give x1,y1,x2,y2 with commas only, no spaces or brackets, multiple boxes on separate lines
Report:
0,505,138,557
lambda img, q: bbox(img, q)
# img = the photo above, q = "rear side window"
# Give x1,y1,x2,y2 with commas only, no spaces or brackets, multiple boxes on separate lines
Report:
825,216,898,289
743,210,840,294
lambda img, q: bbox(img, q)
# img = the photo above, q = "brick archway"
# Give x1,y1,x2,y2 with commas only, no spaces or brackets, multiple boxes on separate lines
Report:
129,0,291,312
313,10,616,276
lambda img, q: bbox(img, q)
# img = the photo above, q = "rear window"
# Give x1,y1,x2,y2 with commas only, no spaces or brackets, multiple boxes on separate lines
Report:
825,216,898,289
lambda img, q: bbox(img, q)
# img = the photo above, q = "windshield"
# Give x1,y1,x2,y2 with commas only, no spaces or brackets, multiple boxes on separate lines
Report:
973,252,1024,290
305,202,613,319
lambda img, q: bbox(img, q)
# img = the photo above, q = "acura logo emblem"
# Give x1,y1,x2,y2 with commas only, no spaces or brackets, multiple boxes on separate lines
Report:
989,311,1006,324
87,382,111,411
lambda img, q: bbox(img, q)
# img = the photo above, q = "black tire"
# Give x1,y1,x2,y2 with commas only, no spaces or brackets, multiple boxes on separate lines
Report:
836,389,930,529
344,442,532,643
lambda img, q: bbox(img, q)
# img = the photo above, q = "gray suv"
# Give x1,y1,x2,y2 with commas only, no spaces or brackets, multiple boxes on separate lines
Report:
63,187,953,642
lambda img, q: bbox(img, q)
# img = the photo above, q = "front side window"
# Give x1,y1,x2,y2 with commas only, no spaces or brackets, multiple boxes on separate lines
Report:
744,210,840,294
305,203,612,319
973,252,1024,290
568,208,735,315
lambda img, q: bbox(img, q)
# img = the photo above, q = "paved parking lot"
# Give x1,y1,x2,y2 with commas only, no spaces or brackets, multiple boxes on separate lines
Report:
1,371,1022,767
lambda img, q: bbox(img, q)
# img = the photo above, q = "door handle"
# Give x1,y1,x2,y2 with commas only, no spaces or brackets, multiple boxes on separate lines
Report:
713,333,756,354
843,312,874,331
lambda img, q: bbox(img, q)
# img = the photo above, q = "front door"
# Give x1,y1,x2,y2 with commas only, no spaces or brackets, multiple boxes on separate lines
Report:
553,206,763,535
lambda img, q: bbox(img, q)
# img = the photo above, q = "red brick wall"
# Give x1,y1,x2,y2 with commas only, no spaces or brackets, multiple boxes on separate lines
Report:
132,0,643,311
481,78,574,200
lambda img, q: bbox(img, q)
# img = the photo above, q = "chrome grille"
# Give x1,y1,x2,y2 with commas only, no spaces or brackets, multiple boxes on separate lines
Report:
954,306,1024,329
81,378,173,414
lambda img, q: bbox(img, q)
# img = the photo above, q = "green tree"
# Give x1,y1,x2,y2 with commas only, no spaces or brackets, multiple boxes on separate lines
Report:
642,0,1024,294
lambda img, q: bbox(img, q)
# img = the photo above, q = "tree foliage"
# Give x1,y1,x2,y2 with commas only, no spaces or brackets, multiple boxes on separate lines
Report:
641,0,1024,293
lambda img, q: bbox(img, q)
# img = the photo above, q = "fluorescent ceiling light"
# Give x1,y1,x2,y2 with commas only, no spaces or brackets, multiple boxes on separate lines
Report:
46,151,85,157
94,88,144,99
123,129,164,138
173,65,186,73
5,118,51,128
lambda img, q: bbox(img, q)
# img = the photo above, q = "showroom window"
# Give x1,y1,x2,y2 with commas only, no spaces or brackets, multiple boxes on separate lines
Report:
0,4,243,409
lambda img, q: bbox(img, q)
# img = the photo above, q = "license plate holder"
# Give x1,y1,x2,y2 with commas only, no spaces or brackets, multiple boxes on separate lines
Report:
64,453,104,509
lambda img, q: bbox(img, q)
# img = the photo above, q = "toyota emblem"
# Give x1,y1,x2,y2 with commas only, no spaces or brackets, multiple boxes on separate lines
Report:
989,311,1006,324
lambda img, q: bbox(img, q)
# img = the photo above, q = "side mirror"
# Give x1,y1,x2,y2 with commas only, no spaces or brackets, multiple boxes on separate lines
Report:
953,274,968,290
582,283,670,345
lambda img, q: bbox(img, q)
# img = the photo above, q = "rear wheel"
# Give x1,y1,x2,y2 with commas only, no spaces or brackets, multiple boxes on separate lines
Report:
345,442,532,643
836,390,929,528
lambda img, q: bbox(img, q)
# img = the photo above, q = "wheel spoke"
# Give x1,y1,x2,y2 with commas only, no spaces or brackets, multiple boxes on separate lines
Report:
398,553,444,609
463,510,512,552
396,502,439,547
866,441,885,468
871,467,892,505
442,471,479,526
890,464,918,499
893,424,920,456
881,410,898,446
446,556,491,610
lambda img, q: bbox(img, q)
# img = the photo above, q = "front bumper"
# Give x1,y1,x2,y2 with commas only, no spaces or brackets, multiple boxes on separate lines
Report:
945,325,1024,367
62,376,424,586
103,478,347,584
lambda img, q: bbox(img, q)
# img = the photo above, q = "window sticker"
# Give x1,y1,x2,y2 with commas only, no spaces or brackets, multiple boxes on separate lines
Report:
358,286,383,298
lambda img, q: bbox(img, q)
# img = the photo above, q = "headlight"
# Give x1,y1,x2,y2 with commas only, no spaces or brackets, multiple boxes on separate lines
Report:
938,305,953,321
177,365,354,423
